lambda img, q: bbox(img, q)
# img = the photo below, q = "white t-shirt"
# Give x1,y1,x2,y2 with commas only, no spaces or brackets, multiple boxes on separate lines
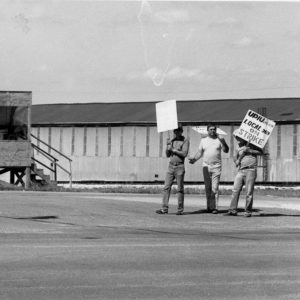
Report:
199,137,223,167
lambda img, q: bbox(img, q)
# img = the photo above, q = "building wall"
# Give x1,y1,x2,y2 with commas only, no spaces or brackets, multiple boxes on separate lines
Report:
31,124,300,183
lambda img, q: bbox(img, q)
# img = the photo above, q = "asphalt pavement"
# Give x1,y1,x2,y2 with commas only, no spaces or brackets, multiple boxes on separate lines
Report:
0,191,299,299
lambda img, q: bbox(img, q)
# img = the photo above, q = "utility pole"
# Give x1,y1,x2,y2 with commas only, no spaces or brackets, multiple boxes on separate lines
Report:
258,107,269,182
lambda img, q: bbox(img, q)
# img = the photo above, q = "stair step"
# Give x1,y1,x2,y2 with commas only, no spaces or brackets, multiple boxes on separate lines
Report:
42,174,50,182
30,138,71,189
31,169,51,183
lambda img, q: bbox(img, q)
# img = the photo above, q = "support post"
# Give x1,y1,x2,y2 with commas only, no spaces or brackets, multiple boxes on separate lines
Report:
258,107,269,182
25,167,31,190
10,171,14,184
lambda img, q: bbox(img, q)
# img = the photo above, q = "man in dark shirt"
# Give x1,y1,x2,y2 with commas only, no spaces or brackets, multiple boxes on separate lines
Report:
224,132,264,217
156,124,190,215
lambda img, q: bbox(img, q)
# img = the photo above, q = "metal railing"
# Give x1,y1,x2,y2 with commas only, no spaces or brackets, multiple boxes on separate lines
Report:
31,133,72,187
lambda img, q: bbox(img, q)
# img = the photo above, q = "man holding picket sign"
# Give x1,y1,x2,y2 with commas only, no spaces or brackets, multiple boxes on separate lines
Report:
155,100,190,215
224,110,275,217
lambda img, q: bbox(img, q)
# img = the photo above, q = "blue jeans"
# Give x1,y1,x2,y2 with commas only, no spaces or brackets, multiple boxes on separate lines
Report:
162,164,185,212
229,168,257,213
203,165,221,211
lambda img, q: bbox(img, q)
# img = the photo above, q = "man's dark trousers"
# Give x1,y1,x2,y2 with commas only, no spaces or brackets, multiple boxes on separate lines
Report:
162,163,185,212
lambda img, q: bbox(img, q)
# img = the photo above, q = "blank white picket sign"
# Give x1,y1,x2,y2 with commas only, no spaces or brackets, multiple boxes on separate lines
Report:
155,100,178,133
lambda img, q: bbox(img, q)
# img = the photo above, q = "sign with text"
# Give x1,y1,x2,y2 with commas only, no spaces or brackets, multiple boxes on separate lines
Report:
155,100,178,132
235,109,276,148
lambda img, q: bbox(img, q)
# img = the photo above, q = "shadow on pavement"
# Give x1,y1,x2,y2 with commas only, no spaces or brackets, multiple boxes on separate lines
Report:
16,216,58,220
0,215,78,226
182,209,300,217
255,213,300,217
184,208,262,215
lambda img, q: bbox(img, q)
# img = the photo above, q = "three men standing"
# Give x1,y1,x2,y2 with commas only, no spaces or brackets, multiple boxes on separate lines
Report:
156,122,266,217
189,124,229,214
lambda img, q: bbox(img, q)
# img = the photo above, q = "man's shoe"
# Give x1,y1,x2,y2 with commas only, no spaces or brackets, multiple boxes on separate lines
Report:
212,209,218,214
156,209,168,214
223,211,237,216
244,212,252,217
176,211,183,215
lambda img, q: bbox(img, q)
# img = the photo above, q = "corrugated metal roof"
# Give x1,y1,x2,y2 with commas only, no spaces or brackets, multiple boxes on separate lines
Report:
31,98,300,125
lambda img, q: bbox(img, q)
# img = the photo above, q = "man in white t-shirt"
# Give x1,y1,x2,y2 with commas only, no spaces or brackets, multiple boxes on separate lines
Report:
189,124,229,214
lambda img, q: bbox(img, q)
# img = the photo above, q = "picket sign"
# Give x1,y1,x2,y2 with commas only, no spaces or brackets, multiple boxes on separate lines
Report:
235,109,276,148
155,100,178,133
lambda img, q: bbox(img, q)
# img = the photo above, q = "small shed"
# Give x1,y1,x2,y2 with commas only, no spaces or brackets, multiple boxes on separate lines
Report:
0,91,32,188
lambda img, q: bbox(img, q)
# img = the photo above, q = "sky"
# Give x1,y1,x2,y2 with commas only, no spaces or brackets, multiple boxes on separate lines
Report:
1,0,300,104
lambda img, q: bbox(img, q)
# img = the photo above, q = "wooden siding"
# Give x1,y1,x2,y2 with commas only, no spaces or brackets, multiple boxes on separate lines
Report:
0,92,31,106
0,141,31,167
0,91,32,175
31,125,300,183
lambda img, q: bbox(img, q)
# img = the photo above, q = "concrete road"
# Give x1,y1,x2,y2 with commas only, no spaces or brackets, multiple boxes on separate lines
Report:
0,191,299,300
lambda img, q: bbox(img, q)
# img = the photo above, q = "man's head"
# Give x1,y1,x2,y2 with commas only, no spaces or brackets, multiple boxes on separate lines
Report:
173,123,183,137
233,129,247,145
207,123,217,137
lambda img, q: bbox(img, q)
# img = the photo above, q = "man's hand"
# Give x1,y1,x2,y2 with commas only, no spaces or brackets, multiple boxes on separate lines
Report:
166,138,172,151
189,158,196,164
244,146,250,154
235,159,241,167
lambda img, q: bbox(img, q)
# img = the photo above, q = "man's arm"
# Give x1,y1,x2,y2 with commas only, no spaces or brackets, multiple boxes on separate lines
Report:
171,138,190,158
233,148,241,167
244,146,264,156
189,141,203,164
218,136,229,153
165,138,172,157
233,147,246,167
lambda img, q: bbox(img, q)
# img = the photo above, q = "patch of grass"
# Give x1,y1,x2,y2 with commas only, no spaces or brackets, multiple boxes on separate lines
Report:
0,180,23,191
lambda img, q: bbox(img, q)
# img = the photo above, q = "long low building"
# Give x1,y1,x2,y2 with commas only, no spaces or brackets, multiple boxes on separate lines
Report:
31,98,300,184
